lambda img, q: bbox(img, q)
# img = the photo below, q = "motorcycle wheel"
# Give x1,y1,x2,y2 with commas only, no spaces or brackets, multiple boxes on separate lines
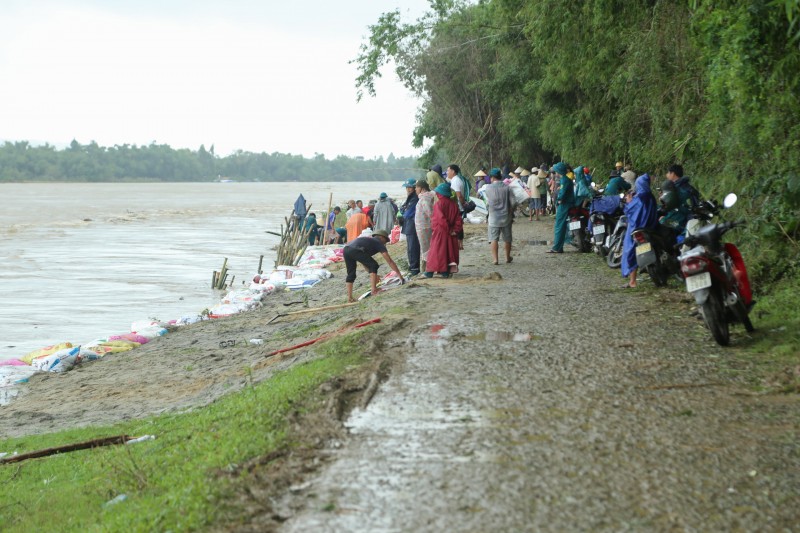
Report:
518,204,532,218
701,290,730,346
606,235,622,268
734,299,755,332
574,229,591,253
646,263,667,287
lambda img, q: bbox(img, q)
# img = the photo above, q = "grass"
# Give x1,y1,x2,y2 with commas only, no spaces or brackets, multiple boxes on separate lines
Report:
0,348,365,532
722,275,800,391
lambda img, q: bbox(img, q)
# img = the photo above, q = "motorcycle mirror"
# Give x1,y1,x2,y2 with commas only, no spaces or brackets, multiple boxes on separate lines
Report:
723,193,738,208
591,182,596,188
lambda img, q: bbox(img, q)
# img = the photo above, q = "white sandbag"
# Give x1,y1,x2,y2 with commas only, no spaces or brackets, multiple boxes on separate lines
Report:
30,346,82,373
134,326,168,340
507,180,530,205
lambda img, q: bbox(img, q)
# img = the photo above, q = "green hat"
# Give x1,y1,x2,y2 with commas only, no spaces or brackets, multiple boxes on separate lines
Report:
372,229,389,239
489,167,502,178
402,178,416,188
434,182,452,197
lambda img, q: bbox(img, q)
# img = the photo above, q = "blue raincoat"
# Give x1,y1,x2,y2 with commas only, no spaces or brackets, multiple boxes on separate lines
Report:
621,174,658,277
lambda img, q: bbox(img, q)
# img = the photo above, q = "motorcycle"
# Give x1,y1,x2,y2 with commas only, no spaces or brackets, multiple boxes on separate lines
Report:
589,193,624,258
630,223,682,286
605,214,627,268
568,205,592,253
679,194,754,346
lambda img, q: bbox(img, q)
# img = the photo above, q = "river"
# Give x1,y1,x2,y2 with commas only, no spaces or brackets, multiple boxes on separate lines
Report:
0,181,399,361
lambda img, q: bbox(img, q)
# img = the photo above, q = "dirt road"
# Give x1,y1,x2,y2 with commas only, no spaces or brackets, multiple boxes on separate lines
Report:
274,219,799,532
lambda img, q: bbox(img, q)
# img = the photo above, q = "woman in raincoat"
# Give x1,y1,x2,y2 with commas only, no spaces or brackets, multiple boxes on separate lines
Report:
621,174,658,288
425,182,463,277
547,162,574,253
414,179,436,273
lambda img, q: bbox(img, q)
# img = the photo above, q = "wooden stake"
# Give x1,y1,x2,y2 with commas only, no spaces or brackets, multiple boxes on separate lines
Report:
0,435,132,464
321,192,333,245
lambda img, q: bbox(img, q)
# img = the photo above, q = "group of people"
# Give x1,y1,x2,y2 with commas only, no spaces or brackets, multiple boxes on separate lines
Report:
338,165,474,299
544,160,700,289
313,159,698,300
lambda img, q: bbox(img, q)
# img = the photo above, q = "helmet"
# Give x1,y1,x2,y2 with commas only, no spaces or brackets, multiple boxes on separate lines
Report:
659,180,679,211
583,166,590,173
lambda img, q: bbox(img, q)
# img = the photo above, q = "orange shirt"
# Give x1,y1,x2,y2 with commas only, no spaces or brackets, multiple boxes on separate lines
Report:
345,212,369,242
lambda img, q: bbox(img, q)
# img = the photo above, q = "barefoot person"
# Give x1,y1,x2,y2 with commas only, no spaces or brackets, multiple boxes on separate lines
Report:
484,167,515,264
343,230,404,302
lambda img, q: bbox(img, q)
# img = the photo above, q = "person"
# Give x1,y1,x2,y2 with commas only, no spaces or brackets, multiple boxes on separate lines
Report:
485,167,515,264
372,192,394,234
573,165,592,207
414,179,435,273
604,171,632,196
400,178,421,276
622,164,636,188
583,166,593,186
345,199,361,219
329,206,347,244
537,169,549,217
662,163,700,234
548,170,559,214
363,200,377,224
474,169,488,192
343,230,404,302
446,164,471,218
615,161,624,176
303,212,320,246
425,182,463,277
345,209,371,242
426,164,444,189
526,168,542,221
547,162,574,253
621,174,658,288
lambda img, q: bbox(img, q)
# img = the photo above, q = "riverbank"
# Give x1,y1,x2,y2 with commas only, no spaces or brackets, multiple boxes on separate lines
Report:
1,219,798,532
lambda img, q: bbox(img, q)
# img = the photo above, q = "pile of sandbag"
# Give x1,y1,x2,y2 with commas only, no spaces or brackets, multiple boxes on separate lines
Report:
296,245,344,269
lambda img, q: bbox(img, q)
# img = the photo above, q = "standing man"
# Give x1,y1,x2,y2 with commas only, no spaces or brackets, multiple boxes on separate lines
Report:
343,230,404,302
485,167,515,265
526,167,542,221
446,164,471,219
399,178,421,276
372,192,394,234
547,162,574,254
345,199,360,219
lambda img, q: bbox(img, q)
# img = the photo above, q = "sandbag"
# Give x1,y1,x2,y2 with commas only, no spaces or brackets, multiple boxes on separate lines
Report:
30,346,82,373
21,342,74,365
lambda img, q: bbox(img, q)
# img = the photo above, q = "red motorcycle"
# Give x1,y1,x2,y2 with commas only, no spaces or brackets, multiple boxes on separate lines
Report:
678,194,754,346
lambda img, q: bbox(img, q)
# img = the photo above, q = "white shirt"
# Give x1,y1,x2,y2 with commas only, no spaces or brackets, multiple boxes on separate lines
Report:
449,174,464,195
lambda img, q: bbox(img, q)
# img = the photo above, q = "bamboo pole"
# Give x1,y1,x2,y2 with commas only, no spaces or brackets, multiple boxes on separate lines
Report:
321,192,333,246
257,255,264,274
0,435,132,464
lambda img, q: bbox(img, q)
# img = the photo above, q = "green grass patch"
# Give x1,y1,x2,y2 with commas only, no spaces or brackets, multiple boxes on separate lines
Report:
721,275,800,391
0,350,365,532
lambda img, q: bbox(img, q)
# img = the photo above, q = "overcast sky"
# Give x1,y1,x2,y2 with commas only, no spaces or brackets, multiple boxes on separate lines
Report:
0,0,430,158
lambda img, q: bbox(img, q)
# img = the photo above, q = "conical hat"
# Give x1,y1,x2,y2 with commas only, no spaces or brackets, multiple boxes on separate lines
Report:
514,166,525,174
474,170,487,177
520,169,531,176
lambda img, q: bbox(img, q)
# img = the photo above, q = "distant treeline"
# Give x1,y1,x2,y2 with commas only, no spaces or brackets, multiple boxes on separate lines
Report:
0,140,424,182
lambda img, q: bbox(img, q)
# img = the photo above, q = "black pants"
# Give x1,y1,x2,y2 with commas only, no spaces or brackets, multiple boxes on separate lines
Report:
405,231,420,274
344,247,379,283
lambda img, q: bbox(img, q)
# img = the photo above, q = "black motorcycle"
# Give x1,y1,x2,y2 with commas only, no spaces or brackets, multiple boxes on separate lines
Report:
568,205,592,253
631,224,682,286
589,196,624,259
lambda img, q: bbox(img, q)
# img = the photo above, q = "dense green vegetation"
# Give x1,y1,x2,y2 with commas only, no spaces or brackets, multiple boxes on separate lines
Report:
0,140,421,182
356,0,800,288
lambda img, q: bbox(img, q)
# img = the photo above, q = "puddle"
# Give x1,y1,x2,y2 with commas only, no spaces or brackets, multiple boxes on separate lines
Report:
465,331,542,342
523,240,550,246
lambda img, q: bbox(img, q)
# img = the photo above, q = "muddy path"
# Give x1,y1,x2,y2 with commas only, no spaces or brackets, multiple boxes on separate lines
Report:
260,219,799,532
